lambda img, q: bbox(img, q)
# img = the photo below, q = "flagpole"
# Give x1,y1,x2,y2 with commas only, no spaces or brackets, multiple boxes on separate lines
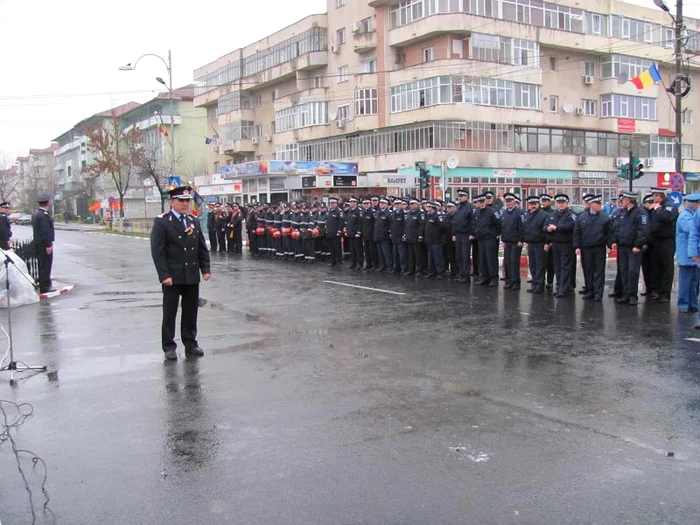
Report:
674,0,683,179
168,50,175,182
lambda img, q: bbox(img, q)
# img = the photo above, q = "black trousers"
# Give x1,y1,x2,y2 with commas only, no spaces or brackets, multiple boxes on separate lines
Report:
552,242,574,295
503,242,522,287
363,239,374,268
528,242,545,291
544,247,555,285
162,283,199,353
414,242,426,274
248,230,257,254
208,229,218,253
36,244,53,293
405,242,416,274
216,229,227,252
455,234,472,280
478,238,498,283
304,238,315,260
650,238,675,296
392,242,407,273
348,237,362,267
582,246,606,299
619,246,642,299
427,244,445,276
444,241,457,276
642,246,652,293
329,237,343,264
377,239,393,270
471,240,480,276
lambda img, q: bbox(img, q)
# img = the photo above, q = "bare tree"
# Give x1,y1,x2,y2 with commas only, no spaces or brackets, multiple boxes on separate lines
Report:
83,116,141,218
135,140,174,214
0,162,20,203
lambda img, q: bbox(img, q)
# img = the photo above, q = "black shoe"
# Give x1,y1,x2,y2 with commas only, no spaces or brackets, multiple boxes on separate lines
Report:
628,296,638,305
185,347,204,358
163,350,178,361
616,298,629,304
488,281,498,287
640,292,648,296
546,284,553,290
511,285,520,290
531,288,544,294
456,277,466,283
608,293,621,298
581,295,594,300
593,296,602,302
578,289,588,295
657,296,670,304
436,275,444,280
504,283,512,289
650,293,660,300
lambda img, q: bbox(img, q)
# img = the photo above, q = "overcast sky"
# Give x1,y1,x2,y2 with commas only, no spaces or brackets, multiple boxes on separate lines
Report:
0,0,696,163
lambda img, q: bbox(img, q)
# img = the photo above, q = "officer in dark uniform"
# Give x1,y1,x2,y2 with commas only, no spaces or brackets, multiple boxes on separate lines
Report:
345,197,362,269
608,194,626,297
390,198,407,274
573,195,611,302
648,187,679,303
150,185,211,360
452,189,473,283
272,203,283,258
360,199,375,270
424,201,446,279
215,203,229,253
540,194,555,289
206,202,218,253
641,194,655,295
522,196,548,294
0,201,12,250
247,203,258,255
544,194,576,297
443,201,457,277
611,191,650,305
300,204,315,263
501,193,523,290
326,197,344,266
576,194,594,295
471,194,499,286
31,195,55,293
374,197,393,272
281,204,294,260
404,198,423,276
291,204,304,262
484,191,502,271
315,202,328,261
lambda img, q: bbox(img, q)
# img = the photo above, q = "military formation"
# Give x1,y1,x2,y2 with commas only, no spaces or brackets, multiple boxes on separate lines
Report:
207,187,681,305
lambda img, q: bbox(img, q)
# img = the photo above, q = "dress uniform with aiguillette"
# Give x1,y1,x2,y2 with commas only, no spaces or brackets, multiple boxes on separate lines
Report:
31,195,55,293
151,185,211,360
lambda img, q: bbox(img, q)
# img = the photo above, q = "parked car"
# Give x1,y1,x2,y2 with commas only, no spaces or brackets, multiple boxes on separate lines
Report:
8,212,21,224
570,204,586,216
18,214,32,225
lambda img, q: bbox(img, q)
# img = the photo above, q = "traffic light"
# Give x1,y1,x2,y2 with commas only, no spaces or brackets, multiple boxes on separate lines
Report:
419,168,430,189
616,162,630,180
633,157,644,180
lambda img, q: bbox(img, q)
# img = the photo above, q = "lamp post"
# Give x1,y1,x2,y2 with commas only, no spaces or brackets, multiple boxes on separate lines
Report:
654,0,685,179
119,50,176,181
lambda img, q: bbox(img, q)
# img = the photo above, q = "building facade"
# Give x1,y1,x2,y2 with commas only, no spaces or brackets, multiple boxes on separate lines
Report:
14,145,58,212
193,0,700,203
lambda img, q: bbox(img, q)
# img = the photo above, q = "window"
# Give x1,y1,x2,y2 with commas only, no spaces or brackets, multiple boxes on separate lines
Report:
622,18,631,38
590,13,602,35
360,17,373,33
337,105,350,121
355,88,378,115
276,144,299,161
549,56,558,71
390,0,424,28
663,27,674,48
600,93,657,120
549,96,558,113
683,144,693,159
254,124,263,138
275,102,329,132
336,0,345,7
314,75,323,88
360,57,377,74
336,28,346,45
644,23,653,43
582,61,595,77
601,55,653,80
271,89,278,101
683,109,693,125
338,65,349,83
423,47,434,62
582,99,596,116
513,39,539,66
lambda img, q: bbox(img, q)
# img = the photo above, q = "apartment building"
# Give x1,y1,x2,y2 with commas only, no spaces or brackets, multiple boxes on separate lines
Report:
193,0,700,204
14,145,58,211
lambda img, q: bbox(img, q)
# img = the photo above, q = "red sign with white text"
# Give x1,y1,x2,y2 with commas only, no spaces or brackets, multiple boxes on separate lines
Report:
657,173,672,187
617,118,636,133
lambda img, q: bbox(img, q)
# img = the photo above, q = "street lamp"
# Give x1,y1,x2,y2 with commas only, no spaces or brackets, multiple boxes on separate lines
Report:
119,50,176,181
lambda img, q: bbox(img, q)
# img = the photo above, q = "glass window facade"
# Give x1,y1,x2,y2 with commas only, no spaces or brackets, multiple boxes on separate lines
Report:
275,102,329,132
600,94,657,120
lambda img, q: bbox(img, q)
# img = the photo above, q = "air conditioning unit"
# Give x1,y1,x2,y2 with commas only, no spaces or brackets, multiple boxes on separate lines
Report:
336,120,346,129
351,22,361,33
578,155,588,165
265,135,272,142
251,137,259,145
583,75,594,85
575,107,584,115
646,158,654,167
330,44,339,54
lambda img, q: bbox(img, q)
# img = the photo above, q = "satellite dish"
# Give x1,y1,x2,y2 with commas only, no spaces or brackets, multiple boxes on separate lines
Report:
328,106,338,121
617,72,629,85
446,156,459,169
563,103,574,114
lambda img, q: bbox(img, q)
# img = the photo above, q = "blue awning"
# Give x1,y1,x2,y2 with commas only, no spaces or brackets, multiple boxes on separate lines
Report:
684,172,700,181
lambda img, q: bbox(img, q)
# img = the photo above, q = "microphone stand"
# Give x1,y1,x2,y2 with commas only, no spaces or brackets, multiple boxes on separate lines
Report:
0,248,47,385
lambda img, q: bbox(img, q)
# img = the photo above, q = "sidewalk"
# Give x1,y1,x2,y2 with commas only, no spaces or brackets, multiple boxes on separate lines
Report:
53,223,105,232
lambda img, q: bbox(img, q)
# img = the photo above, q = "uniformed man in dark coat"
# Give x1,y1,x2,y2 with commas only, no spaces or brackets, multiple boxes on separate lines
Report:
540,194,555,289
403,198,424,276
452,189,474,283
648,187,679,303
150,185,211,360
522,196,548,294
31,195,55,293
501,193,523,290
315,202,328,261
545,194,576,298
611,191,650,305
471,194,499,286
246,203,258,255
360,199,375,270
641,194,655,295
608,194,626,298
443,201,457,277
390,198,407,274
0,201,12,250
215,203,229,253
344,197,362,269
424,201,446,279
326,197,344,266
374,197,393,272
573,195,611,302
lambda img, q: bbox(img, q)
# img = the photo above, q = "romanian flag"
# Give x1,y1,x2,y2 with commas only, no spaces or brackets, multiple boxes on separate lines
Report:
631,64,662,90
157,123,169,137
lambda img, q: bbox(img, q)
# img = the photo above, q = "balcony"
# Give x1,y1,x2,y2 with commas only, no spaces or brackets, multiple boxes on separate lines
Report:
219,139,256,156
353,31,377,53
124,115,182,133
368,0,393,6
242,52,328,91
217,108,256,126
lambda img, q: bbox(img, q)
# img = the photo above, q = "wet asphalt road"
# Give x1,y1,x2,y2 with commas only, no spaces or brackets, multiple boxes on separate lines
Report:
1,226,699,525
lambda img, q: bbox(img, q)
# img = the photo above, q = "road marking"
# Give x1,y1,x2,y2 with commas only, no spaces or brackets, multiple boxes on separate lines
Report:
520,312,530,316
323,280,407,296
685,337,700,343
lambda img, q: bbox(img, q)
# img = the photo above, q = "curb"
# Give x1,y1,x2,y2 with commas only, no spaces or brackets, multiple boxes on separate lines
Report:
40,284,75,300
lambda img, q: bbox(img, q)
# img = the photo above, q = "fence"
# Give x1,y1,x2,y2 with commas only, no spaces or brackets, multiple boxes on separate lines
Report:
13,240,39,282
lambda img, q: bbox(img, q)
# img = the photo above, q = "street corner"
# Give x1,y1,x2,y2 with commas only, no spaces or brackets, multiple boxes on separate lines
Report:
39,282,75,300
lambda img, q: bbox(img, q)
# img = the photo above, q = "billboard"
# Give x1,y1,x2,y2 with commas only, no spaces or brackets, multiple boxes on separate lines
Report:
220,160,359,179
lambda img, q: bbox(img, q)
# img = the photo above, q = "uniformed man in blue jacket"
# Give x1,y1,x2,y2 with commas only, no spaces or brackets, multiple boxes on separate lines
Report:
611,191,650,305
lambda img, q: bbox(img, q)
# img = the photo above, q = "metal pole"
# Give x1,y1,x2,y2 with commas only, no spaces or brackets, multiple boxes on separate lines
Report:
628,149,633,193
674,0,683,178
168,50,175,179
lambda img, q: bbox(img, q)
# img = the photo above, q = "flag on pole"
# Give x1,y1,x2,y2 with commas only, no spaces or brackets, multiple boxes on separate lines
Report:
156,114,169,137
204,136,213,145
631,64,662,90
